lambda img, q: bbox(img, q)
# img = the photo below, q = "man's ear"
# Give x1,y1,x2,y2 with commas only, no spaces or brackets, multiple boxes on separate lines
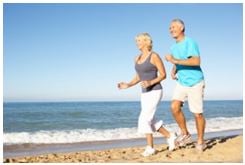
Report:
181,27,184,32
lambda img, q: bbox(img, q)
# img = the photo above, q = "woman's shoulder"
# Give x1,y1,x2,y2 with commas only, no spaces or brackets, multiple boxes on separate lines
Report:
151,52,161,59
150,51,162,64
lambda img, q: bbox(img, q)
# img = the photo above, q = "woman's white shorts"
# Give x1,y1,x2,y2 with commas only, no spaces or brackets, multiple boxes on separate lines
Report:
138,89,163,134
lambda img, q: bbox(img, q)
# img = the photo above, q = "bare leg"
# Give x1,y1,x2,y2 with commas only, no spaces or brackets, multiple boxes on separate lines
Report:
158,126,170,138
146,134,153,148
194,113,206,144
171,100,189,135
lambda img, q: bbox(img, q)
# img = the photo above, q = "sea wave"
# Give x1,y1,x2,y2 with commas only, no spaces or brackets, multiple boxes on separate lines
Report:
3,116,243,144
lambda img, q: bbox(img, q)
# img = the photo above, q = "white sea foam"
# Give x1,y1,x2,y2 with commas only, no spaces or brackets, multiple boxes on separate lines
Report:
3,116,243,144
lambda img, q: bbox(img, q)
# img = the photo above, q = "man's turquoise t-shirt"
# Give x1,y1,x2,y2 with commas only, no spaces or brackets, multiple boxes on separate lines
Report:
170,36,204,87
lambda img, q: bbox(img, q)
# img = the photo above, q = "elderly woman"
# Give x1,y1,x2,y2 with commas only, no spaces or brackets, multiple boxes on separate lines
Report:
118,33,176,156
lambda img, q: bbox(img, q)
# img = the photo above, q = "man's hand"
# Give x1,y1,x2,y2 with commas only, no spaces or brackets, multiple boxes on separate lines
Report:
165,54,173,62
165,54,178,64
171,71,178,80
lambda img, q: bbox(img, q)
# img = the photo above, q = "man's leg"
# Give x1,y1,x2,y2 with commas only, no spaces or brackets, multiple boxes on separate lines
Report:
188,81,205,145
194,113,205,144
188,81,206,151
171,100,189,135
158,126,170,138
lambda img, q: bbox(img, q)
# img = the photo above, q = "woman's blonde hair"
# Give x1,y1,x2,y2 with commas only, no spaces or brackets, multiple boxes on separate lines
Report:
135,33,153,51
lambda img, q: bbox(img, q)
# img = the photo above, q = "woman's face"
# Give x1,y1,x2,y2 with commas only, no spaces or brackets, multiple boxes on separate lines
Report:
136,38,146,50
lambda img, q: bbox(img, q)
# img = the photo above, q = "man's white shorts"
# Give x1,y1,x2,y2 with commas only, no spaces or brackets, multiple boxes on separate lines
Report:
172,80,205,114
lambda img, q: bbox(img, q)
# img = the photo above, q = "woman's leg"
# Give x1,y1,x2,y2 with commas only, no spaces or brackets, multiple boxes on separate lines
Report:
146,133,154,148
139,90,162,149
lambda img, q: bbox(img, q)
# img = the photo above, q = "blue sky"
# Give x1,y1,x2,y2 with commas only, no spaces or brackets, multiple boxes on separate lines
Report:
3,3,243,101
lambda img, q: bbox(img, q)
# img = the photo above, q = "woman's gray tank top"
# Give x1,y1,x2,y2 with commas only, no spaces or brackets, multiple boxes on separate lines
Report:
135,52,162,93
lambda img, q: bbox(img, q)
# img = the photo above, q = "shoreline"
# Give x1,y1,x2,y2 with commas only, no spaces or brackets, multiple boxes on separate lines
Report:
4,134,243,163
4,129,243,160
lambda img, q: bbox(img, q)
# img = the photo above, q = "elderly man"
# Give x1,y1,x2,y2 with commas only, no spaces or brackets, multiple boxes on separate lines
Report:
165,19,206,152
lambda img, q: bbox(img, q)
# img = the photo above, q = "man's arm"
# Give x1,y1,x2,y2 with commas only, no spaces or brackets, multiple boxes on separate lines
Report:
171,65,178,80
165,55,200,66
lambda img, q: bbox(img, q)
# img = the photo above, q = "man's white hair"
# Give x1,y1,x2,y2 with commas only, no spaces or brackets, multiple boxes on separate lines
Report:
172,18,185,32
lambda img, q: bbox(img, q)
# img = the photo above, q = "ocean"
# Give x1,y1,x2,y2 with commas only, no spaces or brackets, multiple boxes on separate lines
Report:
3,100,243,145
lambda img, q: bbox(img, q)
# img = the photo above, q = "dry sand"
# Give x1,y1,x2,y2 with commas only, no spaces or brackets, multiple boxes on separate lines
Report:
4,135,243,163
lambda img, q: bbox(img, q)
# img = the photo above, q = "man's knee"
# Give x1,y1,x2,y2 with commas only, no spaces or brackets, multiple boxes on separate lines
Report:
194,113,204,119
171,101,182,114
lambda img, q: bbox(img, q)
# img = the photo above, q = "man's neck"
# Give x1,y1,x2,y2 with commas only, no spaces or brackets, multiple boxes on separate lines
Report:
176,33,185,43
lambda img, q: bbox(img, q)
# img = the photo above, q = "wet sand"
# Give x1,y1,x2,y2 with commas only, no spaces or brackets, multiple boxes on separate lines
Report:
4,135,243,163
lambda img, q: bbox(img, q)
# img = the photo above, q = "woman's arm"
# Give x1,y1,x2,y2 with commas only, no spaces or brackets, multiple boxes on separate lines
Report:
118,74,140,89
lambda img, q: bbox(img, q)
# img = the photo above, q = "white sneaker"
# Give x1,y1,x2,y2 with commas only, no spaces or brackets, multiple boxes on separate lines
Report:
176,133,192,147
141,146,156,157
167,132,177,151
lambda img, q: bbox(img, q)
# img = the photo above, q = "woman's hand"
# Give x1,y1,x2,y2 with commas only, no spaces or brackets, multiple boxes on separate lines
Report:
118,82,129,89
140,80,152,89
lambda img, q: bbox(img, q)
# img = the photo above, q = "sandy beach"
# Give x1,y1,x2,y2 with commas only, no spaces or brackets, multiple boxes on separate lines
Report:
4,135,243,163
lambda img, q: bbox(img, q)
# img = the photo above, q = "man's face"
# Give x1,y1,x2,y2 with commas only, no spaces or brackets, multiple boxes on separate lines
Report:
169,22,183,38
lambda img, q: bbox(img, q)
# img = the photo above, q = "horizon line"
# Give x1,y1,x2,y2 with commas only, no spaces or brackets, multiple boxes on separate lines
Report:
3,99,243,103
